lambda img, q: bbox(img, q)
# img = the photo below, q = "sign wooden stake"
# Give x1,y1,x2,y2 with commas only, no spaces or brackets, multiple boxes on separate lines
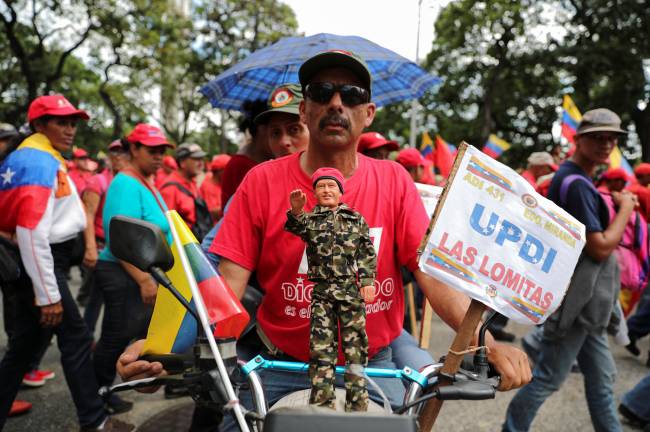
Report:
417,299,486,431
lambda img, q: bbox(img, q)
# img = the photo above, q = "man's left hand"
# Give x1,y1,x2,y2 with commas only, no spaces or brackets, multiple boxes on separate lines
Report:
486,341,532,391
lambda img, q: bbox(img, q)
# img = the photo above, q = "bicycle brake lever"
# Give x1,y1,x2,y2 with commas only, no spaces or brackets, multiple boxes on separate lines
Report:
99,375,184,397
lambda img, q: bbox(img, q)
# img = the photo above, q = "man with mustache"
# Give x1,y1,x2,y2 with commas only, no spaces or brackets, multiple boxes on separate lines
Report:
118,51,531,426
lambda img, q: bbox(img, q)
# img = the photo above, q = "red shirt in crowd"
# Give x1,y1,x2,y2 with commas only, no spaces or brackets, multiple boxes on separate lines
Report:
211,152,429,363
84,169,113,240
69,167,92,195
200,173,223,218
160,170,201,227
220,154,258,210
154,168,172,189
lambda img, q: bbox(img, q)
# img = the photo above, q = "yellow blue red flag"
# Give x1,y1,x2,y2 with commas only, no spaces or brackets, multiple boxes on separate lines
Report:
142,211,249,355
482,134,511,159
420,131,434,159
561,95,582,145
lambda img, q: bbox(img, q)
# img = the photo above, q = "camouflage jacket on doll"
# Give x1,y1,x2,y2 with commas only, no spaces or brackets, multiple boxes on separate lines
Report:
284,203,376,287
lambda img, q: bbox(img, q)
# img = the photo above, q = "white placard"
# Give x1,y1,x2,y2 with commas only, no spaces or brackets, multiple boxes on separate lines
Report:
419,144,585,325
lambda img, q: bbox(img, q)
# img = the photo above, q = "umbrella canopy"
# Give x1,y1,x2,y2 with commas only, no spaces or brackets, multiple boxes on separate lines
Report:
200,33,441,112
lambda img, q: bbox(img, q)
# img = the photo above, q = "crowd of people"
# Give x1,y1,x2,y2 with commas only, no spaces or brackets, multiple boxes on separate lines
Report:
0,48,648,432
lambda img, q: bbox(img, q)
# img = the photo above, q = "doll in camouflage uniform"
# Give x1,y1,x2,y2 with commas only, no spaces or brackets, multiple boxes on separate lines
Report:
284,167,377,412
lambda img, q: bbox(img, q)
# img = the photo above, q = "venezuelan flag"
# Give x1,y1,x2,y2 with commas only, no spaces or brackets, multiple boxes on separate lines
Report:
609,145,634,176
0,135,61,231
420,131,434,160
482,134,511,159
142,211,249,355
562,95,582,145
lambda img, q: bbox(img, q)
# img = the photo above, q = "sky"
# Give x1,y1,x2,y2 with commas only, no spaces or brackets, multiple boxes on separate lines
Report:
280,0,451,62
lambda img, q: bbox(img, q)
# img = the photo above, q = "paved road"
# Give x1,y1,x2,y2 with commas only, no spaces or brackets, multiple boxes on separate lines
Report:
1,269,648,431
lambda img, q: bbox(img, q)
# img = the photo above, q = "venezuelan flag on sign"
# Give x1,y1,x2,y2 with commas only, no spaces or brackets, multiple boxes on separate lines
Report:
142,211,249,355
420,131,434,160
0,138,60,232
561,95,582,145
482,134,511,159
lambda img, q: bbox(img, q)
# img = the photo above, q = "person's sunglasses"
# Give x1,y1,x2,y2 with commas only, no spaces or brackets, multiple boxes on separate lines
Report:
304,82,370,106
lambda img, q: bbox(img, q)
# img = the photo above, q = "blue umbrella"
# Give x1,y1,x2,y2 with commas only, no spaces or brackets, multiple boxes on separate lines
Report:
200,33,441,112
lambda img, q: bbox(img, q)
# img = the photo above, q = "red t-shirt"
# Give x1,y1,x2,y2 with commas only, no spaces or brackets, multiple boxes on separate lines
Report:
84,170,113,240
211,152,429,362
154,168,171,189
220,154,258,211
200,173,223,216
69,168,92,195
160,171,201,227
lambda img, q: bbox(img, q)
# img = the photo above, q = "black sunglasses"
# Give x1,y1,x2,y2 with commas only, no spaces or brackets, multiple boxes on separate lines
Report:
304,82,370,106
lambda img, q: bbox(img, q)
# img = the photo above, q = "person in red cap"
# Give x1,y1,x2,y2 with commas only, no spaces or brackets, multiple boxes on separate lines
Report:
160,143,212,240
91,123,173,418
154,155,178,189
68,147,93,194
598,167,629,193
0,95,132,430
200,154,231,221
285,167,376,411
628,163,650,222
357,131,398,160
396,147,432,184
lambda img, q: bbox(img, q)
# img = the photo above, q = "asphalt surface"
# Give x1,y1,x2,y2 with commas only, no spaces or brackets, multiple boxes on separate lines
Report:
1,268,648,431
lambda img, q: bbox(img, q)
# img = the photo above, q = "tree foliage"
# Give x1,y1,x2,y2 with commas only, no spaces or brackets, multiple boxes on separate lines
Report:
0,0,298,156
375,0,650,168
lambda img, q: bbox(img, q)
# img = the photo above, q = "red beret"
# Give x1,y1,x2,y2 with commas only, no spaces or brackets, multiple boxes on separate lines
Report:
72,148,89,158
601,167,628,181
396,148,425,168
634,163,650,177
358,132,399,153
210,154,231,171
162,155,178,170
312,167,345,193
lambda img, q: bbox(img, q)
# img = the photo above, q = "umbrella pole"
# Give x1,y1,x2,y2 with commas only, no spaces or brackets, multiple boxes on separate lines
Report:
417,299,486,431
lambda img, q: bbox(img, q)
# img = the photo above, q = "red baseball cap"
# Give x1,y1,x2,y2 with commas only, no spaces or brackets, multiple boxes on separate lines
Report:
72,148,89,158
163,155,178,170
634,163,650,177
396,148,425,168
126,123,173,147
312,167,345,193
27,95,90,122
601,167,628,181
358,132,399,153
210,154,231,171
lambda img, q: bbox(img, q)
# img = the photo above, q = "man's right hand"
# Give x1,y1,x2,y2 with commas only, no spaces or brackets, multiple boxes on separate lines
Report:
612,190,638,211
289,189,306,215
40,301,63,327
117,339,167,393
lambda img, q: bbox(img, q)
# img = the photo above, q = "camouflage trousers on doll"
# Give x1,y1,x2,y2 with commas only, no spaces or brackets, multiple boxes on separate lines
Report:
309,279,369,412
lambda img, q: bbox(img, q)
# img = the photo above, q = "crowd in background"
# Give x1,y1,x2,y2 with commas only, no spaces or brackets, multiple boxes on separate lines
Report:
0,59,649,431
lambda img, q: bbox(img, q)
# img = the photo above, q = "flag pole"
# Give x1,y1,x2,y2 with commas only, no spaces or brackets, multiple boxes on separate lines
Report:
165,212,250,432
409,0,423,148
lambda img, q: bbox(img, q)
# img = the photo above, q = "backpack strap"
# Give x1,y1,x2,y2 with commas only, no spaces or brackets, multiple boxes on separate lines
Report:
559,174,596,207
161,181,195,198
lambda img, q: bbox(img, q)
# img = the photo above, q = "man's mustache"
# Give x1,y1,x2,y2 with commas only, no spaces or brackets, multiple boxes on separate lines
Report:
319,113,350,130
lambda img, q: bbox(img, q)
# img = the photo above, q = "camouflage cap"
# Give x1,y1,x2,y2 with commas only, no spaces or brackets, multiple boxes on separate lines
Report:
254,83,303,125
